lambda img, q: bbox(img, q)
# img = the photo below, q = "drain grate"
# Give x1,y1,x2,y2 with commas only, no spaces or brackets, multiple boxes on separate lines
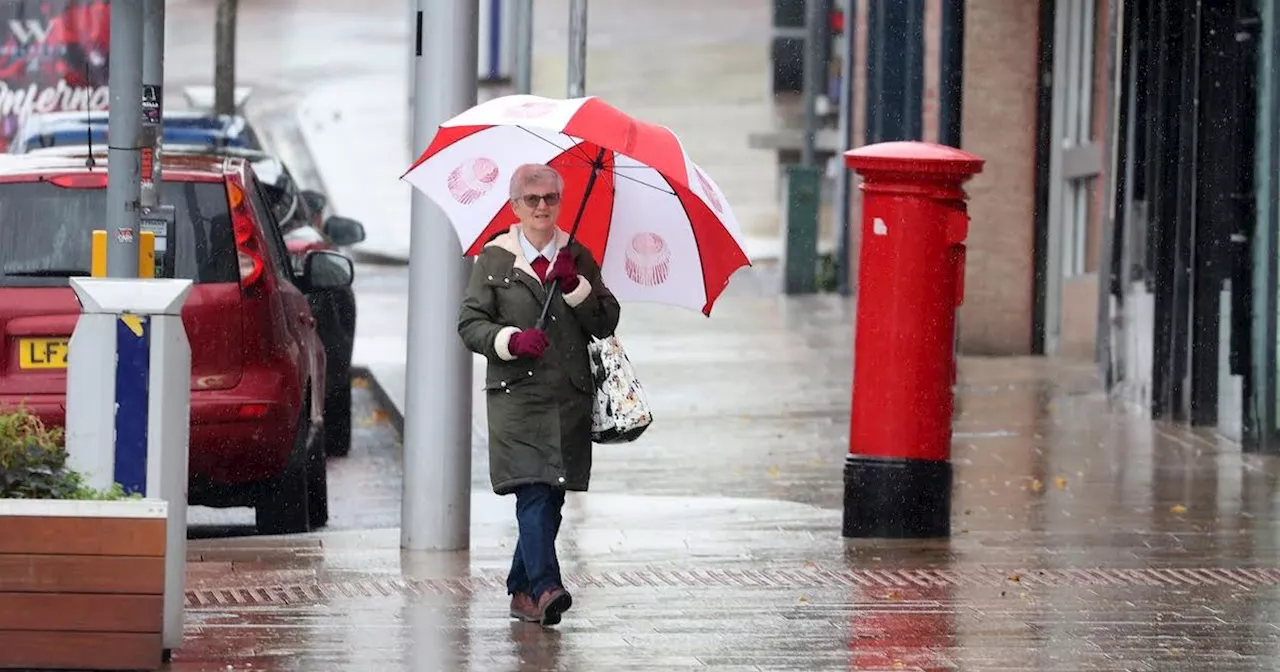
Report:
184,566,1280,609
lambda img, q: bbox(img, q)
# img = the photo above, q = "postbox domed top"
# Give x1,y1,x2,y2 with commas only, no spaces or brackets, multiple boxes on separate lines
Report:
844,141,985,177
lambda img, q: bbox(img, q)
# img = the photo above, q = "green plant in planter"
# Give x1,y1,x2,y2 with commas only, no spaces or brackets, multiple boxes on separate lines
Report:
0,407,139,501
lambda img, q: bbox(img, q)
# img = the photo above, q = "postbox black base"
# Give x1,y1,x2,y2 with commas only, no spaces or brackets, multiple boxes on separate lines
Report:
843,455,951,538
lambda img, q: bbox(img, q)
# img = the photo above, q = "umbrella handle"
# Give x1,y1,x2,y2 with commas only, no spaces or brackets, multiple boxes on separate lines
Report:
536,146,608,330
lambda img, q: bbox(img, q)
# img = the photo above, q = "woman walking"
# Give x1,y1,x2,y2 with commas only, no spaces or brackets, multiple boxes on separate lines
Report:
457,163,621,627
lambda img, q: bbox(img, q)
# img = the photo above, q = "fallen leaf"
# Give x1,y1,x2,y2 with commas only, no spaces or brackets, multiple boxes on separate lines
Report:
1030,478,1044,493
350,376,371,390
767,466,780,478
798,594,810,603
1055,476,1068,490
1170,504,1187,514
887,589,902,600
1007,572,1022,582
358,409,391,427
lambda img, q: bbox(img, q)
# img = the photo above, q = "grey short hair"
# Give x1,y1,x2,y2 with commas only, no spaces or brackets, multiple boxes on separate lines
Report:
509,163,564,201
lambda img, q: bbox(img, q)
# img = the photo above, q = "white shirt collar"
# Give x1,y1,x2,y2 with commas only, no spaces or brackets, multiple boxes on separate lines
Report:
517,228,557,263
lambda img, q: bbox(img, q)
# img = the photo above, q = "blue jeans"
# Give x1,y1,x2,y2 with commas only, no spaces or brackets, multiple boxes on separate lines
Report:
506,484,566,601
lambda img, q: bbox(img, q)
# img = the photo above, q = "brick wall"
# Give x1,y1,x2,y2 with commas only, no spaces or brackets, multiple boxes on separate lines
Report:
955,0,1042,355
843,0,1044,356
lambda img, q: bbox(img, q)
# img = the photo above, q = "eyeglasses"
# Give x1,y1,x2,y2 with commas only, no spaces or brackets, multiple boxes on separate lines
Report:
519,192,561,208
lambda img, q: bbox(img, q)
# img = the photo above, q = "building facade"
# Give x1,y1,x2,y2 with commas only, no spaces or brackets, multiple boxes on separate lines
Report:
933,0,1267,443
1103,0,1264,444
833,0,1113,357
786,0,1273,446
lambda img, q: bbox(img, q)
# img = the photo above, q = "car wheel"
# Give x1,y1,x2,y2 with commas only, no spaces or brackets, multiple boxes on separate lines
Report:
308,424,330,529
255,405,312,535
324,374,352,458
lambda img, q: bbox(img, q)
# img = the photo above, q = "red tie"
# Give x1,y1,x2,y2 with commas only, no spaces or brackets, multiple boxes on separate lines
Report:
531,256,550,282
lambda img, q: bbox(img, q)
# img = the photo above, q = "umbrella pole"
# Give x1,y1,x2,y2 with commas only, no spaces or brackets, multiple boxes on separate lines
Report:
537,147,608,330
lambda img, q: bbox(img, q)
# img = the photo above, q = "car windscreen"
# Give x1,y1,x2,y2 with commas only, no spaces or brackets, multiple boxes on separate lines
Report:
0,179,239,287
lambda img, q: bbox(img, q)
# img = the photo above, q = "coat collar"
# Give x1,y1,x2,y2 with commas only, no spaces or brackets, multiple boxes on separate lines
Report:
485,224,570,282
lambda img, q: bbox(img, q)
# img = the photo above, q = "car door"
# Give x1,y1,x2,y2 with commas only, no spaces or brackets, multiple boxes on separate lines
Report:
241,167,325,418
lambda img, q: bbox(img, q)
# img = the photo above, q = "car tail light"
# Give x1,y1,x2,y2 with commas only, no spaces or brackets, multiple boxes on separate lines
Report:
226,178,265,289
48,173,108,188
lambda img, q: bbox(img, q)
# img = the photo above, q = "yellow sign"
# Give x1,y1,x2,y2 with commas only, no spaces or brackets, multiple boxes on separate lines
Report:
120,314,145,337
138,230,155,279
18,338,68,369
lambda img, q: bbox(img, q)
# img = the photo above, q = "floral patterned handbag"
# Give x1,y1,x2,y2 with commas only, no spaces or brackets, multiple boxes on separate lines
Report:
587,334,653,443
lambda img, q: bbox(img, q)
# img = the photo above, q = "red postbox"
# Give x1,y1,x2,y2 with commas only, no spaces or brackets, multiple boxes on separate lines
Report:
841,141,984,538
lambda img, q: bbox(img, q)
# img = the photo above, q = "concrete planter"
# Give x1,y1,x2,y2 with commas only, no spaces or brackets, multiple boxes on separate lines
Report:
0,499,168,671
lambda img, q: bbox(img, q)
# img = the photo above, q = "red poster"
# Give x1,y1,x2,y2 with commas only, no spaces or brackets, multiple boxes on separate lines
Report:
0,0,109,149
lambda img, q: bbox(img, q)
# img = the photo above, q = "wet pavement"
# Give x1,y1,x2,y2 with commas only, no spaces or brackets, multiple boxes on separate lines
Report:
135,3,1280,669
162,264,1280,671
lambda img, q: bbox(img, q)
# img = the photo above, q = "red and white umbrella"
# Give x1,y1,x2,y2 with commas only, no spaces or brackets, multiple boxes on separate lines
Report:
401,94,750,316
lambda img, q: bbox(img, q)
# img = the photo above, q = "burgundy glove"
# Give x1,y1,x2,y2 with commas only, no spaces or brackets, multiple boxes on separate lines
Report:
546,249,580,293
508,328,549,359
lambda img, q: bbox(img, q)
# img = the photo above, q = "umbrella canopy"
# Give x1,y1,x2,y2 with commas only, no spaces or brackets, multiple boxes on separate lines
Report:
401,94,750,316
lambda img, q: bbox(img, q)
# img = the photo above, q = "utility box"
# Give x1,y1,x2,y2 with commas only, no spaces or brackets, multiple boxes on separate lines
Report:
783,164,820,294
64,277,193,654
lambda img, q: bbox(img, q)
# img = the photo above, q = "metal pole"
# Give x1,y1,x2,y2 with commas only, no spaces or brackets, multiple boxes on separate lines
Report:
834,0,856,295
514,0,533,94
407,0,417,138
938,0,964,147
800,0,826,167
107,0,143,278
864,0,924,143
213,0,237,115
141,0,165,209
403,0,478,552
567,0,587,97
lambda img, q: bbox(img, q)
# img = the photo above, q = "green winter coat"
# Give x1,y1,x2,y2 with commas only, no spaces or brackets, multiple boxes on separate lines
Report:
457,225,621,495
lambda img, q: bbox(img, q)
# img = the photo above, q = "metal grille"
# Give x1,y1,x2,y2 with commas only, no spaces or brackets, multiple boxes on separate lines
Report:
184,566,1280,608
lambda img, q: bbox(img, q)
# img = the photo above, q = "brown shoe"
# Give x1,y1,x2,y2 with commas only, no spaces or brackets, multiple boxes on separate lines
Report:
536,587,572,626
509,593,539,622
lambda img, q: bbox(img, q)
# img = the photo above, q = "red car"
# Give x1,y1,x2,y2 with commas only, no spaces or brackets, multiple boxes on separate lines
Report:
0,151,353,534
